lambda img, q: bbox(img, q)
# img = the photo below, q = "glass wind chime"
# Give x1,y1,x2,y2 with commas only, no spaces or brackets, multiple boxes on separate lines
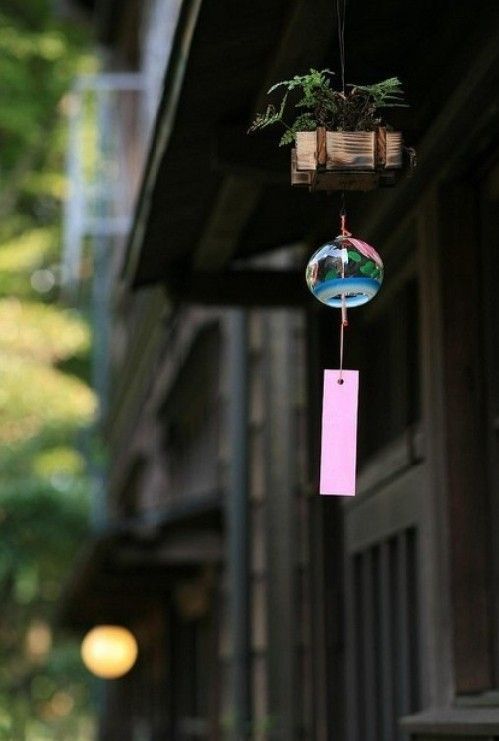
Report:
306,208,383,496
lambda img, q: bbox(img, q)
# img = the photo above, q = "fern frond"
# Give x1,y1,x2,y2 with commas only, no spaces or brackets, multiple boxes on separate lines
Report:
350,77,408,108
268,68,334,95
278,113,315,146
252,71,407,145
248,92,289,133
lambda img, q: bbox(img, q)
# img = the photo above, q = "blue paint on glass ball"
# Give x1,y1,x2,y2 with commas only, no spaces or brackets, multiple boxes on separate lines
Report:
305,236,383,308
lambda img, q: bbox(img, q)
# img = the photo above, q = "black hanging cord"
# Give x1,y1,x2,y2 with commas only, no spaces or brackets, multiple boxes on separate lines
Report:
336,0,347,94
335,0,348,227
336,0,349,380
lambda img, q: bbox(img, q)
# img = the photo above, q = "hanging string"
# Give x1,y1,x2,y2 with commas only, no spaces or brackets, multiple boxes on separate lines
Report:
339,277,348,383
336,0,347,94
338,200,349,383
339,316,345,383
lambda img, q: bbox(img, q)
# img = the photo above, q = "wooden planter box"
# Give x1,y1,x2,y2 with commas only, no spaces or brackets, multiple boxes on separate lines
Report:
291,126,404,191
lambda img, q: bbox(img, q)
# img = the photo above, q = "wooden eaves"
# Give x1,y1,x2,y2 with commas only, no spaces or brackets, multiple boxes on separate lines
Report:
58,493,223,631
119,0,495,307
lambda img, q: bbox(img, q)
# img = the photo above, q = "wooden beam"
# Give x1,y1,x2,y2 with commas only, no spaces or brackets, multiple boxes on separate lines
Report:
355,14,499,245
212,125,288,185
193,177,261,271
124,0,203,285
169,269,307,307
193,0,334,272
114,532,223,566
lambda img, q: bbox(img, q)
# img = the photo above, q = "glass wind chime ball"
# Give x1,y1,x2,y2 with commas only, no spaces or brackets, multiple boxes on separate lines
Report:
305,236,384,308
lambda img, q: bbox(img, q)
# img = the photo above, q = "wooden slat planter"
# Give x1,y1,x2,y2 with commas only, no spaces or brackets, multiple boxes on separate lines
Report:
291,126,405,191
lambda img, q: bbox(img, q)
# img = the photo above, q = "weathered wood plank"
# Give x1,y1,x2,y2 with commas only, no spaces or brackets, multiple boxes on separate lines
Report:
439,182,494,693
362,549,378,741
401,706,499,736
380,542,396,740
295,132,317,171
291,148,313,187
386,131,403,169
326,131,376,170
295,128,403,174
264,311,298,739
291,151,401,191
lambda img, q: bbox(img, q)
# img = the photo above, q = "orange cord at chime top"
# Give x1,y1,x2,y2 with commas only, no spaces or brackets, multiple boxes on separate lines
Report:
340,212,351,238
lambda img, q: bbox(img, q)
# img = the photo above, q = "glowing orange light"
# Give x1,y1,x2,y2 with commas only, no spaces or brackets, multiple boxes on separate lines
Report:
81,625,138,679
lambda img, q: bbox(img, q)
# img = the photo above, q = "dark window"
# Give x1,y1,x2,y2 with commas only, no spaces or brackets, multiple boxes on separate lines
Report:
354,278,420,461
159,323,221,499
315,275,420,463
348,528,420,741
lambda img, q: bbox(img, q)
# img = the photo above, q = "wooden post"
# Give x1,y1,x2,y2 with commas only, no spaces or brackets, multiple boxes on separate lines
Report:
376,127,387,169
316,126,327,168
439,182,494,693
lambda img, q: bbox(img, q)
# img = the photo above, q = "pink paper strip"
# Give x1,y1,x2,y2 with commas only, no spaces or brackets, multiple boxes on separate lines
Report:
320,369,359,496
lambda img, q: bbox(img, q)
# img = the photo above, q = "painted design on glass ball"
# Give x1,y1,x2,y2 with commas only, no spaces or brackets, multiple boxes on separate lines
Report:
306,236,383,308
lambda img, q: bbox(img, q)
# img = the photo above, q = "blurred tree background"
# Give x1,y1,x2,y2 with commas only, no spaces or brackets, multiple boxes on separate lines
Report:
0,1,97,738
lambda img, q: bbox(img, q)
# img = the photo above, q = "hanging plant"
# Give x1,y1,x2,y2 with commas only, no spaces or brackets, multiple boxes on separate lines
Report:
248,69,414,191
249,69,407,145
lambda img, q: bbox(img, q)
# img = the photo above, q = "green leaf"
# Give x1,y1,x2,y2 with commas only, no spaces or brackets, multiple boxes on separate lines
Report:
347,250,362,262
350,77,408,109
360,260,376,276
325,269,339,280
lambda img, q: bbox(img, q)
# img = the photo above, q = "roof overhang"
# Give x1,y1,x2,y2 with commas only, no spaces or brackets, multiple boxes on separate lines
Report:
122,1,499,305
123,0,335,295
59,494,223,631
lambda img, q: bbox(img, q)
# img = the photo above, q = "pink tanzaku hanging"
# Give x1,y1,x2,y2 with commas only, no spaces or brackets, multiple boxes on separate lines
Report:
320,370,359,496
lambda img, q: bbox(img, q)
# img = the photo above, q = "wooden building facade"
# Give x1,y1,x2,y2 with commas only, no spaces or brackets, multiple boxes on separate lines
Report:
61,1,499,739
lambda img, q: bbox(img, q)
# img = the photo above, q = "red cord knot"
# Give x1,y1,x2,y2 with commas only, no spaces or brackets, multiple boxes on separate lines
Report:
340,213,352,237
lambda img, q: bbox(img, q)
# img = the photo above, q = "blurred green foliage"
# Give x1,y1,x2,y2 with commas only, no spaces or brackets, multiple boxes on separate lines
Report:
0,1,98,738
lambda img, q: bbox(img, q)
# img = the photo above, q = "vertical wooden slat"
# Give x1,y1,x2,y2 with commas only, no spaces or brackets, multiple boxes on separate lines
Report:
264,310,297,739
376,127,387,169
439,182,494,693
316,127,327,167
416,192,454,707
396,532,412,741
347,529,421,741
372,547,383,741
379,542,395,741
345,554,360,741
308,500,330,741
406,528,421,711
480,193,499,683
389,287,409,437
362,550,378,741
